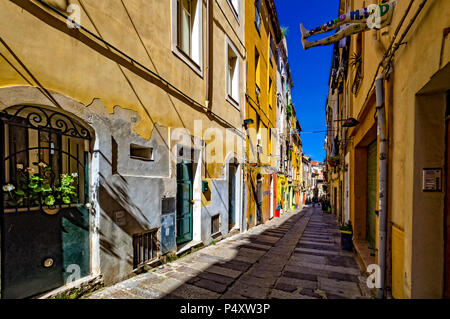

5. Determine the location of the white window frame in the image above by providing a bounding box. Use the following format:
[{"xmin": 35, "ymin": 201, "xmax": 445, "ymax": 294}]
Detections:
[
  {"xmin": 225, "ymin": 37, "xmax": 240, "ymax": 110},
  {"xmin": 227, "ymin": 0, "xmax": 240, "ymax": 23},
  {"xmin": 171, "ymin": 0, "xmax": 203, "ymax": 76}
]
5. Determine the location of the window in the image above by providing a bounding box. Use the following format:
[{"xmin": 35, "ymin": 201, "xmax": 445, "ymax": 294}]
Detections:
[
  {"xmin": 269, "ymin": 77, "xmax": 273, "ymax": 109},
  {"xmin": 226, "ymin": 39, "xmax": 240, "ymax": 107},
  {"xmin": 255, "ymin": 0, "xmax": 261, "ymax": 34},
  {"xmin": 211, "ymin": 214, "xmax": 220, "ymax": 235},
  {"xmin": 112, "ymin": 136, "xmax": 118, "ymax": 174},
  {"xmin": 133, "ymin": 229, "xmax": 158, "ymax": 269},
  {"xmin": 255, "ymin": 48, "xmax": 261, "ymax": 93},
  {"xmin": 178, "ymin": 0, "xmax": 192, "ymax": 56},
  {"xmin": 172, "ymin": 0, "xmax": 202, "ymax": 72},
  {"xmin": 269, "ymin": 36, "xmax": 274, "ymax": 64},
  {"xmin": 130, "ymin": 144, "xmax": 154, "ymax": 161},
  {"xmin": 351, "ymin": 33, "xmax": 363, "ymax": 96},
  {"xmin": 227, "ymin": 0, "xmax": 239, "ymax": 20}
]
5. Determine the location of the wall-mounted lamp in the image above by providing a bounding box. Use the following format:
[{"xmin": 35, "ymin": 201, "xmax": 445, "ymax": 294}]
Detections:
[
  {"xmin": 243, "ymin": 119, "xmax": 254, "ymax": 126},
  {"xmin": 334, "ymin": 117, "xmax": 360, "ymax": 128}
]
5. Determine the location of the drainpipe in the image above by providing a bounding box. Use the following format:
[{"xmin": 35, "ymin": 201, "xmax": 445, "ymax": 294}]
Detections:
[
  {"xmin": 206, "ymin": 0, "xmax": 212, "ymax": 110},
  {"xmin": 375, "ymin": 74, "xmax": 387, "ymax": 299}
]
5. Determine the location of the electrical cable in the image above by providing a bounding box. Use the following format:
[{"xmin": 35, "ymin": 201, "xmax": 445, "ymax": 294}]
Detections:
[{"xmin": 33, "ymin": 0, "xmax": 244, "ymax": 136}]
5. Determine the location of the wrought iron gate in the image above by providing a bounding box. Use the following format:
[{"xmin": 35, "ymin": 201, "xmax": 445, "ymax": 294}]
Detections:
[{"xmin": 1, "ymin": 105, "xmax": 92, "ymax": 299}]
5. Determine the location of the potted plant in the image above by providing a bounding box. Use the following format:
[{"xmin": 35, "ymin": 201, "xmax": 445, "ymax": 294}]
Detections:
[
  {"xmin": 339, "ymin": 221, "xmax": 353, "ymax": 251},
  {"xmin": 3, "ymin": 162, "xmax": 79, "ymax": 214},
  {"xmin": 327, "ymin": 155, "xmax": 340, "ymax": 168}
]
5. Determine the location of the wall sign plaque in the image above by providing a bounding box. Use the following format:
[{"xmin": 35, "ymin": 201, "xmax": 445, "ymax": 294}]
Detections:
[{"xmin": 422, "ymin": 168, "xmax": 442, "ymax": 192}]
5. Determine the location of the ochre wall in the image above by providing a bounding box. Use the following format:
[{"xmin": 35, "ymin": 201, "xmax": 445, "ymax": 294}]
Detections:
[
  {"xmin": 244, "ymin": 0, "xmax": 278, "ymax": 227},
  {"xmin": 0, "ymin": 0, "xmax": 244, "ymax": 181},
  {"xmin": 348, "ymin": 0, "xmax": 450, "ymax": 298}
]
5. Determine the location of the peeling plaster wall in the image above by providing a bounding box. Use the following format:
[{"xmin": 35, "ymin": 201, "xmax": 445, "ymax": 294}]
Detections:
[
  {"xmin": 201, "ymin": 179, "xmax": 229, "ymax": 244},
  {"xmin": 0, "ymin": 86, "xmax": 176, "ymax": 289}
]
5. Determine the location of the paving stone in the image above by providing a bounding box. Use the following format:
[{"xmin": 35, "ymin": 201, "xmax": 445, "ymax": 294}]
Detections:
[
  {"xmin": 165, "ymin": 271, "xmax": 195, "ymax": 282},
  {"xmin": 152, "ymin": 267, "xmax": 174, "ymax": 275},
  {"xmin": 208, "ymin": 265, "xmax": 242, "ymax": 279},
  {"xmin": 195, "ymin": 254, "xmax": 226, "ymax": 264},
  {"xmin": 177, "ymin": 265, "xmax": 201, "ymax": 275},
  {"xmin": 285, "ymin": 265, "xmax": 324, "ymax": 278},
  {"xmin": 277, "ymin": 276, "xmax": 318, "ymax": 290},
  {"xmin": 298, "ymin": 243, "xmax": 340, "ymax": 251},
  {"xmin": 150, "ymin": 277, "xmax": 183, "ymax": 294},
  {"xmin": 253, "ymin": 261, "xmax": 285, "ymax": 273},
  {"xmin": 249, "ymin": 240, "xmax": 275, "ymax": 247},
  {"xmin": 220, "ymin": 291, "xmax": 248, "ymax": 299},
  {"xmin": 299, "ymin": 288, "xmax": 323, "ymax": 299},
  {"xmin": 196, "ymin": 271, "xmax": 236, "ymax": 285},
  {"xmin": 237, "ymin": 274, "xmax": 278, "ymax": 288},
  {"xmin": 290, "ymin": 260, "xmax": 361, "ymax": 276},
  {"xmin": 88, "ymin": 207, "xmax": 368, "ymax": 300},
  {"xmin": 178, "ymin": 260, "xmax": 211, "ymax": 272},
  {"xmin": 283, "ymin": 270, "xmax": 318, "ymax": 282},
  {"xmin": 227, "ymin": 282, "xmax": 270, "ymax": 299},
  {"xmin": 295, "ymin": 247, "xmax": 352, "ymax": 257},
  {"xmin": 128, "ymin": 286, "xmax": 166, "ymax": 299},
  {"xmin": 290, "ymin": 253, "xmax": 327, "ymax": 264},
  {"xmin": 325, "ymin": 292, "xmax": 347, "ymax": 299},
  {"xmin": 326, "ymin": 271, "xmax": 360, "ymax": 283},
  {"xmin": 326, "ymin": 255, "xmax": 359, "ymax": 268},
  {"xmin": 318, "ymin": 277, "xmax": 362, "ymax": 298},
  {"xmin": 269, "ymin": 289, "xmax": 317, "ymax": 299},
  {"xmin": 104, "ymin": 289, "xmax": 141, "ymax": 299},
  {"xmin": 136, "ymin": 274, "xmax": 166, "ymax": 287},
  {"xmin": 191, "ymin": 278, "xmax": 228, "ymax": 293},
  {"xmin": 240, "ymin": 244, "xmax": 270, "ymax": 252},
  {"xmin": 219, "ymin": 260, "xmax": 252, "ymax": 272},
  {"xmin": 274, "ymin": 282, "xmax": 298, "ymax": 293},
  {"xmin": 234, "ymin": 252, "xmax": 263, "ymax": 264},
  {"xmin": 171, "ymin": 283, "xmax": 221, "ymax": 299},
  {"xmin": 200, "ymin": 248, "xmax": 238, "ymax": 260},
  {"xmin": 161, "ymin": 293, "xmax": 184, "ymax": 299}
]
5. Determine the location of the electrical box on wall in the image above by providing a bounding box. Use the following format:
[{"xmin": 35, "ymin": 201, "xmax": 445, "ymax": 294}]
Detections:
[
  {"xmin": 161, "ymin": 197, "xmax": 176, "ymax": 255},
  {"xmin": 202, "ymin": 180, "xmax": 209, "ymax": 193}
]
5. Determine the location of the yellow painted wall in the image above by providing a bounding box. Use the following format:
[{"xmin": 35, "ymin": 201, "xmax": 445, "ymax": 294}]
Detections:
[
  {"xmin": 346, "ymin": 0, "xmax": 450, "ymax": 298},
  {"xmin": 392, "ymin": 224, "xmax": 405, "ymax": 299},
  {"xmin": 0, "ymin": 0, "xmax": 245, "ymax": 181},
  {"xmin": 244, "ymin": 0, "xmax": 278, "ymax": 227}
]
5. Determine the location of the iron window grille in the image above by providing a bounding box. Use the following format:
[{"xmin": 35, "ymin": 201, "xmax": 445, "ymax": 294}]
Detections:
[
  {"xmin": 133, "ymin": 229, "xmax": 158, "ymax": 269},
  {"xmin": 1, "ymin": 105, "xmax": 91, "ymax": 214}
]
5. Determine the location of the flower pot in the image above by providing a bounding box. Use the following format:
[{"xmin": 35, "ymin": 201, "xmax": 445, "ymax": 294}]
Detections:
[
  {"xmin": 43, "ymin": 207, "xmax": 60, "ymax": 215},
  {"xmin": 275, "ymin": 208, "xmax": 280, "ymax": 218},
  {"xmin": 340, "ymin": 230, "xmax": 353, "ymax": 251}
]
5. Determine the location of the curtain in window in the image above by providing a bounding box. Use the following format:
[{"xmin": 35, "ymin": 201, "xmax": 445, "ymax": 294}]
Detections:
[{"xmin": 179, "ymin": 0, "xmax": 191, "ymax": 56}]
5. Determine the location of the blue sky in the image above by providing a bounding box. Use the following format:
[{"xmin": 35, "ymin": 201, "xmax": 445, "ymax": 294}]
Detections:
[{"xmin": 275, "ymin": 0, "xmax": 339, "ymax": 162}]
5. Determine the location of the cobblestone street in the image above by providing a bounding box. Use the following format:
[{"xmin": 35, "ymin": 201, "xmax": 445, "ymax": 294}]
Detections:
[{"xmin": 88, "ymin": 206, "xmax": 372, "ymax": 299}]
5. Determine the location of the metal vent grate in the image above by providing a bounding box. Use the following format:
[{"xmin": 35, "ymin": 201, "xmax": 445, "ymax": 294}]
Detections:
[{"xmin": 132, "ymin": 229, "xmax": 158, "ymax": 269}]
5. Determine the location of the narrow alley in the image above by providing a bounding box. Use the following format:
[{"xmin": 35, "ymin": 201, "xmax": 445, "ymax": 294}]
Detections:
[
  {"xmin": 1, "ymin": 0, "xmax": 449, "ymax": 302},
  {"xmin": 88, "ymin": 206, "xmax": 371, "ymax": 299}
]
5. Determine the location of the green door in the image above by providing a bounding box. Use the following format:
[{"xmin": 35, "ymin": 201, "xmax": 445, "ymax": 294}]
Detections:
[
  {"xmin": 176, "ymin": 161, "xmax": 193, "ymax": 244},
  {"xmin": 366, "ymin": 141, "xmax": 377, "ymax": 249}
]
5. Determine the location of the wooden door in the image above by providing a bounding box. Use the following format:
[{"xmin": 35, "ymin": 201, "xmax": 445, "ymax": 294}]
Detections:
[
  {"xmin": 228, "ymin": 163, "xmax": 237, "ymax": 229},
  {"xmin": 176, "ymin": 160, "xmax": 193, "ymax": 244}
]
